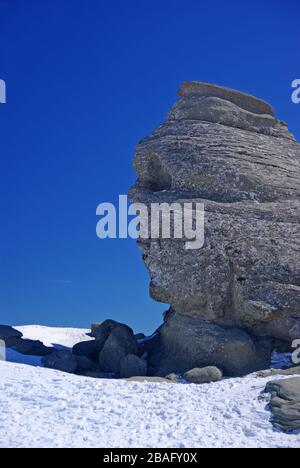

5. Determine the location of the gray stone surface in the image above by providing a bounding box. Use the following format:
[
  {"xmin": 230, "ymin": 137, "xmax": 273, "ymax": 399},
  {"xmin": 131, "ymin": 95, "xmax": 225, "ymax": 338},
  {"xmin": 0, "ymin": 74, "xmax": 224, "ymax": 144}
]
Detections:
[
  {"xmin": 98, "ymin": 325, "xmax": 138, "ymax": 373},
  {"xmin": 42, "ymin": 350, "xmax": 78, "ymax": 374},
  {"xmin": 177, "ymin": 81, "xmax": 275, "ymax": 116},
  {"xmin": 265, "ymin": 378, "xmax": 300, "ymax": 432},
  {"xmin": 146, "ymin": 313, "xmax": 272, "ymax": 377},
  {"xmin": 183, "ymin": 366, "xmax": 223, "ymax": 384},
  {"xmin": 125, "ymin": 376, "xmax": 175, "ymax": 384},
  {"xmin": 119, "ymin": 354, "xmax": 147, "ymax": 378},
  {"xmin": 257, "ymin": 366, "xmax": 300, "ymax": 378},
  {"xmin": 134, "ymin": 333, "xmax": 146, "ymax": 341},
  {"xmin": 170, "ymin": 82, "xmax": 292, "ymax": 140},
  {"xmin": 72, "ymin": 340, "xmax": 101, "ymax": 361},
  {"xmin": 95, "ymin": 320, "xmax": 133, "ymax": 350},
  {"xmin": 0, "ymin": 325, "xmax": 22, "ymax": 346},
  {"xmin": 0, "ymin": 327, "xmax": 53, "ymax": 355},
  {"xmin": 11, "ymin": 338, "xmax": 53, "ymax": 356},
  {"xmin": 165, "ymin": 373, "xmax": 181, "ymax": 383},
  {"xmin": 129, "ymin": 81, "xmax": 300, "ymax": 377}
]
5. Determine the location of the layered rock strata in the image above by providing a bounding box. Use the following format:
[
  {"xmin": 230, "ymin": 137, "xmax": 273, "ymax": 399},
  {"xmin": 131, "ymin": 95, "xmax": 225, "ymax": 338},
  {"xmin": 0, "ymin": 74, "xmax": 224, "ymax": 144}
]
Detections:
[{"xmin": 129, "ymin": 81, "xmax": 300, "ymax": 376}]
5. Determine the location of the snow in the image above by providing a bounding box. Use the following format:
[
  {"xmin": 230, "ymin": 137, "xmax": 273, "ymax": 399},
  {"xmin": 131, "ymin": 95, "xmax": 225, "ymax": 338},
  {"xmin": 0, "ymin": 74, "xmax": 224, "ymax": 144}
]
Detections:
[
  {"xmin": 0, "ymin": 326, "xmax": 300, "ymax": 448},
  {"xmin": 5, "ymin": 325, "xmax": 91, "ymax": 368},
  {"xmin": 15, "ymin": 325, "xmax": 91, "ymax": 349}
]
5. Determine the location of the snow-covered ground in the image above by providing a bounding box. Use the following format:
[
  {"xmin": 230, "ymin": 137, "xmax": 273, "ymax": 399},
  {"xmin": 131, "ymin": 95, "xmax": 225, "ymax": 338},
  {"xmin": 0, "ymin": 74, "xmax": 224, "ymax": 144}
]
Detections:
[
  {"xmin": 15, "ymin": 325, "xmax": 91, "ymax": 348},
  {"xmin": 0, "ymin": 326, "xmax": 299, "ymax": 448}
]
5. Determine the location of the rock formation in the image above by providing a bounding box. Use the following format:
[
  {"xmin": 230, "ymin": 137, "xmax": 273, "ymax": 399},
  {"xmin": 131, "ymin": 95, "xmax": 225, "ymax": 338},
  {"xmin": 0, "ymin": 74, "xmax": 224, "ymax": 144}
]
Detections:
[
  {"xmin": 129, "ymin": 81, "xmax": 300, "ymax": 377},
  {"xmin": 0, "ymin": 325, "xmax": 53, "ymax": 356},
  {"xmin": 265, "ymin": 377, "xmax": 300, "ymax": 432}
]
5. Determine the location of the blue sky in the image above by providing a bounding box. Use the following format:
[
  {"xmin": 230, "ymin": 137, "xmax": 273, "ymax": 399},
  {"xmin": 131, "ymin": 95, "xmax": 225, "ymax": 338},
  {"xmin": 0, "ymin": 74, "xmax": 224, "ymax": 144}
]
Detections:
[{"xmin": 0, "ymin": 0, "xmax": 299, "ymax": 334}]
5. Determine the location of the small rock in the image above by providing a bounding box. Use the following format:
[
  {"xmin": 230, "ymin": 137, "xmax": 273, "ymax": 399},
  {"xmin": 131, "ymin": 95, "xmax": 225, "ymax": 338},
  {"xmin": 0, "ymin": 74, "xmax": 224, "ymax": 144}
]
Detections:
[
  {"xmin": 119, "ymin": 354, "xmax": 147, "ymax": 378},
  {"xmin": 257, "ymin": 366, "xmax": 300, "ymax": 378},
  {"xmin": 183, "ymin": 366, "xmax": 223, "ymax": 384},
  {"xmin": 42, "ymin": 350, "xmax": 78, "ymax": 374},
  {"xmin": 165, "ymin": 373, "xmax": 180, "ymax": 383},
  {"xmin": 90, "ymin": 323, "xmax": 102, "ymax": 338},
  {"xmin": 125, "ymin": 376, "xmax": 174, "ymax": 383}
]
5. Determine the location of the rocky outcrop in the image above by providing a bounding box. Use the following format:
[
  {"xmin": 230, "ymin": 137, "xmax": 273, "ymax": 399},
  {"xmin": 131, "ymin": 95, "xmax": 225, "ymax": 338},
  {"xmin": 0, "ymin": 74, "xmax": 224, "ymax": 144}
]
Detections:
[
  {"xmin": 129, "ymin": 81, "xmax": 300, "ymax": 377},
  {"xmin": 72, "ymin": 320, "xmax": 144, "ymax": 375},
  {"xmin": 0, "ymin": 325, "xmax": 53, "ymax": 356},
  {"xmin": 265, "ymin": 377, "xmax": 300, "ymax": 432},
  {"xmin": 11, "ymin": 339, "xmax": 53, "ymax": 356}
]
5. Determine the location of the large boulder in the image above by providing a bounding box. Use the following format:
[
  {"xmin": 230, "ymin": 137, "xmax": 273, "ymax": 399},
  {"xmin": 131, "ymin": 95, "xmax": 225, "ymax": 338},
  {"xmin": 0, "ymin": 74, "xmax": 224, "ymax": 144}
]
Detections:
[
  {"xmin": 42, "ymin": 350, "xmax": 78, "ymax": 374},
  {"xmin": 72, "ymin": 340, "xmax": 101, "ymax": 361},
  {"xmin": 129, "ymin": 81, "xmax": 300, "ymax": 377},
  {"xmin": 0, "ymin": 325, "xmax": 22, "ymax": 347},
  {"xmin": 183, "ymin": 366, "xmax": 223, "ymax": 384},
  {"xmin": 94, "ymin": 320, "xmax": 133, "ymax": 349},
  {"xmin": 0, "ymin": 326, "xmax": 53, "ymax": 356},
  {"xmin": 146, "ymin": 313, "xmax": 272, "ymax": 377},
  {"xmin": 11, "ymin": 338, "xmax": 53, "ymax": 356},
  {"xmin": 73, "ymin": 320, "xmax": 139, "ymax": 369},
  {"xmin": 98, "ymin": 325, "xmax": 138, "ymax": 373},
  {"xmin": 265, "ymin": 378, "xmax": 300, "ymax": 432},
  {"xmin": 119, "ymin": 354, "xmax": 147, "ymax": 378}
]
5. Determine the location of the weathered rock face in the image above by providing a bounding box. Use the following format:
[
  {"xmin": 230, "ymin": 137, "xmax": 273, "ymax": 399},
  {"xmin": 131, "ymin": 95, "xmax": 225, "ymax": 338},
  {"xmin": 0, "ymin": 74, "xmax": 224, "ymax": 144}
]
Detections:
[
  {"xmin": 130, "ymin": 81, "xmax": 300, "ymax": 376},
  {"xmin": 265, "ymin": 377, "xmax": 300, "ymax": 432}
]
